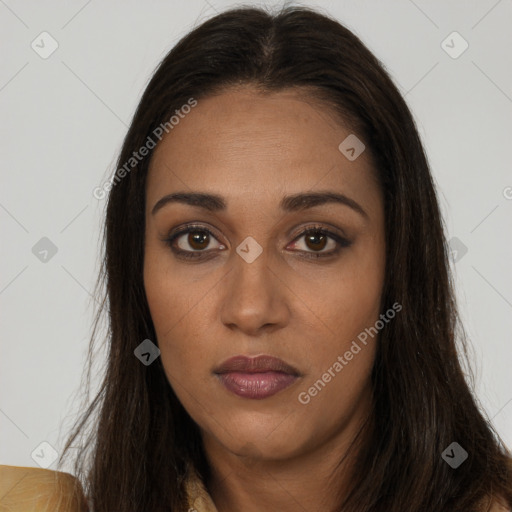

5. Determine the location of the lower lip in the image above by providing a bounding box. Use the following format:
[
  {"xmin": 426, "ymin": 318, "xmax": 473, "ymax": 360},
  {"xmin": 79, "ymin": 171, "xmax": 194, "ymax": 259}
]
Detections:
[{"xmin": 217, "ymin": 371, "xmax": 298, "ymax": 399}]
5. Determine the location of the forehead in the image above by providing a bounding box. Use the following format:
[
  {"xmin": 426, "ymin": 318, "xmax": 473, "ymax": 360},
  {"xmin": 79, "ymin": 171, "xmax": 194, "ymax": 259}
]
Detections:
[{"xmin": 146, "ymin": 86, "xmax": 380, "ymax": 215}]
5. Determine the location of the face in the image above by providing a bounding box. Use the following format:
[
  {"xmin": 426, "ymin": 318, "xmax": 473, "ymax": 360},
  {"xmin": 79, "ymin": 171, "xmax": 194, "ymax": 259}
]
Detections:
[{"xmin": 143, "ymin": 86, "xmax": 386, "ymax": 464}]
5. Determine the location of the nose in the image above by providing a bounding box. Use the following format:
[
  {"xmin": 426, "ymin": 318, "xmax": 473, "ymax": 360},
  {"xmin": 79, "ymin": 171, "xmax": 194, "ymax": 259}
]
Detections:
[{"xmin": 219, "ymin": 247, "xmax": 290, "ymax": 336}]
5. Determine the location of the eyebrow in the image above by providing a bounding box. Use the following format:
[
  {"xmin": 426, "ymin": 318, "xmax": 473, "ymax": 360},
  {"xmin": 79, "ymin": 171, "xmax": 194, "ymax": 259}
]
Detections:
[{"xmin": 151, "ymin": 191, "xmax": 369, "ymax": 220}]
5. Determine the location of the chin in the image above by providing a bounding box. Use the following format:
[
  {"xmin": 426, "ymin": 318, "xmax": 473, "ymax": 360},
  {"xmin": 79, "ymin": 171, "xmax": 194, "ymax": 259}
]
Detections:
[{"xmin": 218, "ymin": 424, "xmax": 309, "ymax": 463}]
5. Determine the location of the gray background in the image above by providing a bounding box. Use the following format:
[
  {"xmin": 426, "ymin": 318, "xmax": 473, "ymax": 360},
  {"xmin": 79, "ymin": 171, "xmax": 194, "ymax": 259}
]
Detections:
[{"xmin": 1, "ymin": 0, "xmax": 511, "ymax": 473}]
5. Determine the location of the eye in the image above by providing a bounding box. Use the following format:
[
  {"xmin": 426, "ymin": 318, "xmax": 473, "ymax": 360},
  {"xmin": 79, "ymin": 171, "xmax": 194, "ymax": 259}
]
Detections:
[
  {"xmin": 288, "ymin": 225, "xmax": 352, "ymax": 259},
  {"xmin": 164, "ymin": 224, "xmax": 225, "ymax": 259},
  {"xmin": 163, "ymin": 223, "xmax": 352, "ymax": 261}
]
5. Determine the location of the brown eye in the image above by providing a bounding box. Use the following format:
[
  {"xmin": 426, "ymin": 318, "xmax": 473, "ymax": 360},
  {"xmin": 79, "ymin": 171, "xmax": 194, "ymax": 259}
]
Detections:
[
  {"xmin": 164, "ymin": 224, "xmax": 351, "ymax": 261},
  {"xmin": 173, "ymin": 228, "xmax": 223, "ymax": 252},
  {"xmin": 304, "ymin": 231, "xmax": 328, "ymax": 252},
  {"xmin": 186, "ymin": 230, "xmax": 211, "ymax": 250},
  {"xmin": 287, "ymin": 226, "xmax": 353, "ymax": 259},
  {"xmin": 164, "ymin": 225, "xmax": 226, "ymax": 260}
]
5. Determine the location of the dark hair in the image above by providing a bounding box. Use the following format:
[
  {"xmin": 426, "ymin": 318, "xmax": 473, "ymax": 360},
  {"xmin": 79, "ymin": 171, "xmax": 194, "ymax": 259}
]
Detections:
[{"xmin": 59, "ymin": 4, "xmax": 512, "ymax": 511}]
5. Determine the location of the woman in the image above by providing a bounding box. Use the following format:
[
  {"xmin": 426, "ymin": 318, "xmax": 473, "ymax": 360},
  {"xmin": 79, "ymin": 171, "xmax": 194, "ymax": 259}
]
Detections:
[{"xmin": 48, "ymin": 4, "xmax": 512, "ymax": 512}]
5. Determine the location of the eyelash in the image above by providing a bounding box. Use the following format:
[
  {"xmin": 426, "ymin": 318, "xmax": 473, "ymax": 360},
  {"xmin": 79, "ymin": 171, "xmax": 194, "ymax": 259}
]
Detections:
[{"xmin": 163, "ymin": 223, "xmax": 352, "ymax": 261}]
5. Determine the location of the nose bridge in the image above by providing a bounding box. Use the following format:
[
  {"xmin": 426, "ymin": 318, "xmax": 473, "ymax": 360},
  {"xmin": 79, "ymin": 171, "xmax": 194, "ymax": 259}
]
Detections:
[
  {"xmin": 231, "ymin": 240, "xmax": 275, "ymax": 301},
  {"xmin": 220, "ymin": 240, "xmax": 288, "ymax": 332}
]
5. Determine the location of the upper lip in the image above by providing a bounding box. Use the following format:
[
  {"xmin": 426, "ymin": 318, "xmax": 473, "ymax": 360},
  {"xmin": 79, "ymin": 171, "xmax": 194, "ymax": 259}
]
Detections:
[{"xmin": 214, "ymin": 355, "xmax": 300, "ymax": 376}]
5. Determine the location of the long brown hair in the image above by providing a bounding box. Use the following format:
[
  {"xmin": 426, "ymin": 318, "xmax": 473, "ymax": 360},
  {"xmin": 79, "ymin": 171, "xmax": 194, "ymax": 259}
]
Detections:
[{"xmin": 59, "ymin": 5, "xmax": 512, "ymax": 511}]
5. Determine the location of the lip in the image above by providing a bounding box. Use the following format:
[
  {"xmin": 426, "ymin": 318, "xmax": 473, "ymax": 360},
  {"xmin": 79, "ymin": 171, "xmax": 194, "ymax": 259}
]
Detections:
[
  {"xmin": 214, "ymin": 355, "xmax": 301, "ymax": 400},
  {"xmin": 214, "ymin": 355, "xmax": 300, "ymax": 375}
]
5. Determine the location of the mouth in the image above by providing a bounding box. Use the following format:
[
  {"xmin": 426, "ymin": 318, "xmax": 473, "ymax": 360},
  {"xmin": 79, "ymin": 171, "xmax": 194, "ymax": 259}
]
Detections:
[{"xmin": 213, "ymin": 355, "xmax": 301, "ymax": 400}]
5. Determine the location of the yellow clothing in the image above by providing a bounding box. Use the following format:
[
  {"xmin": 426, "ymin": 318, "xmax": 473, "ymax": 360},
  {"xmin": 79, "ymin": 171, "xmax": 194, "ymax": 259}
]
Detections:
[
  {"xmin": 0, "ymin": 465, "xmax": 88, "ymax": 512},
  {"xmin": 0, "ymin": 464, "xmax": 217, "ymax": 512},
  {"xmin": 1, "ymin": 464, "xmax": 509, "ymax": 511},
  {"xmin": 184, "ymin": 467, "xmax": 218, "ymax": 512}
]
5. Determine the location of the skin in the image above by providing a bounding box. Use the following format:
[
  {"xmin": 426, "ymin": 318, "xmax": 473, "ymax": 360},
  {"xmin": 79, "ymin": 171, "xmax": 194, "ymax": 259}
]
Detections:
[{"xmin": 143, "ymin": 86, "xmax": 386, "ymax": 512}]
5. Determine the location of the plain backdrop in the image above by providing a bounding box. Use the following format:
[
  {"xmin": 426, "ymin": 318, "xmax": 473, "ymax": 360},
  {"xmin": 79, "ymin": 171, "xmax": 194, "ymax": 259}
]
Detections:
[{"xmin": 1, "ymin": 0, "xmax": 511, "ymax": 473}]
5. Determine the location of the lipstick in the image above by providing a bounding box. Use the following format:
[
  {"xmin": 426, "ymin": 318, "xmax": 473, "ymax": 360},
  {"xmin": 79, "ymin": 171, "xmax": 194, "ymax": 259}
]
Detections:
[{"xmin": 214, "ymin": 355, "xmax": 300, "ymax": 399}]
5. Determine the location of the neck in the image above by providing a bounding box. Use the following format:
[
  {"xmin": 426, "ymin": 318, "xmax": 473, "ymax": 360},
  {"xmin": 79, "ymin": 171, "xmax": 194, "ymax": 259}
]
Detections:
[{"xmin": 202, "ymin": 388, "xmax": 373, "ymax": 512}]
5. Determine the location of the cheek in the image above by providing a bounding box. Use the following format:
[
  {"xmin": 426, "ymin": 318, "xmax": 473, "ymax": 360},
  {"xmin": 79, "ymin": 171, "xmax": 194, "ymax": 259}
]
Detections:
[
  {"xmin": 292, "ymin": 275, "xmax": 382, "ymax": 434},
  {"xmin": 293, "ymin": 242, "xmax": 384, "ymax": 410},
  {"xmin": 143, "ymin": 248, "xmax": 217, "ymax": 392},
  {"xmin": 297, "ymin": 287, "xmax": 379, "ymax": 409},
  {"xmin": 299, "ymin": 246, "xmax": 384, "ymax": 362},
  {"xmin": 144, "ymin": 237, "xmax": 208, "ymax": 338}
]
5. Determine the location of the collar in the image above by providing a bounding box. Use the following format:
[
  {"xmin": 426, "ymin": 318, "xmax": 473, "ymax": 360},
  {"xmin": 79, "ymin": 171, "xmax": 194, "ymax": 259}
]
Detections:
[{"xmin": 185, "ymin": 467, "xmax": 218, "ymax": 512}]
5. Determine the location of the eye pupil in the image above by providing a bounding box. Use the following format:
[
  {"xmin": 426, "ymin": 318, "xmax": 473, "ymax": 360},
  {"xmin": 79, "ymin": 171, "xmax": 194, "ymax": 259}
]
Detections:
[{"xmin": 306, "ymin": 232, "xmax": 327, "ymax": 251}]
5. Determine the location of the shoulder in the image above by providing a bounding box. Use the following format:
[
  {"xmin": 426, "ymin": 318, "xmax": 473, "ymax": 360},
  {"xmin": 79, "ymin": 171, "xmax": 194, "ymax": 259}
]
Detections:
[{"xmin": 0, "ymin": 465, "xmax": 88, "ymax": 512}]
